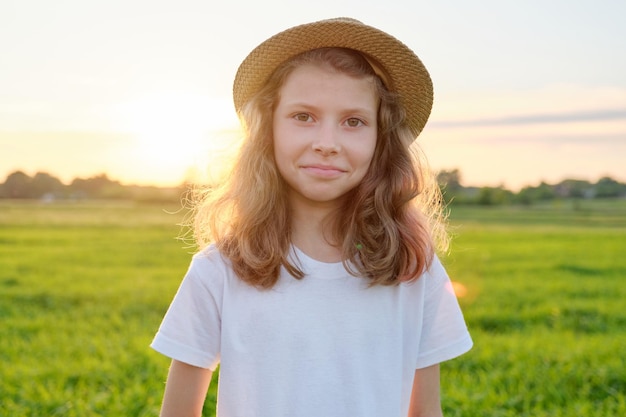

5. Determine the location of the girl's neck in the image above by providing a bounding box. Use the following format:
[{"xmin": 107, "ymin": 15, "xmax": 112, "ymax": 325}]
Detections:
[{"xmin": 289, "ymin": 199, "xmax": 343, "ymax": 263}]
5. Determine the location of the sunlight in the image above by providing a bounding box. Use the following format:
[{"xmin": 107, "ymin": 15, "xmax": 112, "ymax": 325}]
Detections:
[
  {"xmin": 446, "ymin": 281, "xmax": 468, "ymax": 298},
  {"xmin": 112, "ymin": 91, "xmax": 240, "ymax": 185},
  {"xmin": 118, "ymin": 92, "xmax": 212, "ymax": 164}
]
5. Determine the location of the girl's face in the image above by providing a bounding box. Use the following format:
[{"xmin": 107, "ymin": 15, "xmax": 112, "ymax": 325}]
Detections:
[{"xmin": 273, "ymin": 63, "xmax": 378, "ymax": 211}]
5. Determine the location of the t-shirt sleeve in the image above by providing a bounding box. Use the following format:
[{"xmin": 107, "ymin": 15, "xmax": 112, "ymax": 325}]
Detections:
[
  {"xmin": 415, "ymin": 255, "xmax": 473, "ymax": 369},
  {"xmin": 150, "ymin": 248, "xmax": 224, "ymax": 370}
]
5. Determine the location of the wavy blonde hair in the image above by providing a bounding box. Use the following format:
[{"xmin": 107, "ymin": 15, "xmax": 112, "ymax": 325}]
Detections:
[{"xmin": 191, "ymin": 48, "xmax": 447, "ymax": 289}]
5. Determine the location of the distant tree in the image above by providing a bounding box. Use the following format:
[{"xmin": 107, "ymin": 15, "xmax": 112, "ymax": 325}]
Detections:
[
  {"xmin": 515, "ymin": 181, "xmax": 557, "ymax": 204},
  {"xmin": 437, "ymin": 169, "xmax": 463, "ymax": 203},
  {"xmin": 514, "ymin": 187, "xmax": 534, "ymax": 205},
  {"xmin": 594, "ymin": 176, "xmax": 624, "ymax": 198},
  {"xmin": 31, "ymin": 172, "xmax": 65, "ymax": 198},
  {"xmin": 535, "ymin": 182, "xmax": 556, "ymax": 200},
  {"xmin": 476, "ymin": 186, "xmax": 513, "ymax": 206},
  {"xmin": 2, "ymin": 171, "xmax": 33, "ymax": 198},
  {"xmin": 69, "ymin": 174, "xmax": 120, "ymax": 198},
  {"xmin": 554, "ymin": 179, "xmax": 593, "ymax": 199},
  {"xmin": 437, "ymin": 169, "xmax": 462, "ymax": 190}
]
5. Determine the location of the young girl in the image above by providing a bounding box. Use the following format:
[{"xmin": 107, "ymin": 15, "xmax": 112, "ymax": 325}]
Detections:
[{"xmin": 152, "ymin": 17, "xmax": 472, "ymax": 417}]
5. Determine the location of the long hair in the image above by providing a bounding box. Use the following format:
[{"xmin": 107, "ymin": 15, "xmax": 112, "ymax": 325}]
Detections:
[{"xmin": 191, "ymin": 47, "xmax": 447, "ymax": 288}]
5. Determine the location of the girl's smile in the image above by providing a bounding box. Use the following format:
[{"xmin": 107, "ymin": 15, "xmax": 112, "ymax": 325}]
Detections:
[
  {"xmin": 272, "ymin": 63, "xmax": 379, "ymax": 209},
  {"xmin": 300, "ymin": 163, "xmax": 346, "ymax": 178}
]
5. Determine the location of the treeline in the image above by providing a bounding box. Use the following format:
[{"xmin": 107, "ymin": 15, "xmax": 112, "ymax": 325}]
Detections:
[
  {"xmin": 0, "ymin": 171, "xmax": 183, "ymax": 203},
  {"xmin": 1, "ymin": 169, "xmax": 625, "ymax": 205},
  {"xmin": 437, "ymin": 169, "xmax": 626, "ymax": 205}
]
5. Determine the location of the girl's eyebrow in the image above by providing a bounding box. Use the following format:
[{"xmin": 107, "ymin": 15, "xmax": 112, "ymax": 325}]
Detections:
[
  {"xmin": 281, "ymin": 101, "xmax": 376, "ymax": 116},
  {"xmin": 342, "ymin": 107, "xmax": 377, "ymax": 116},
  {"xmin": 279, "ymin": 101, "xmax": 318, "ymax": 110}
]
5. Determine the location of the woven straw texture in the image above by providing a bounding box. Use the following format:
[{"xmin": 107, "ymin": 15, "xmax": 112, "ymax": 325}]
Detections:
[{"xmin": 233, "ymin": 18, "xmax": 433, "ymax": 138}]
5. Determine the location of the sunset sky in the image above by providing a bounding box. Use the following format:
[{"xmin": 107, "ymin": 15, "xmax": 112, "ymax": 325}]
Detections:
[{"xmin": 1, "ymin": 0, "xmax": 625, "ymax": 190}]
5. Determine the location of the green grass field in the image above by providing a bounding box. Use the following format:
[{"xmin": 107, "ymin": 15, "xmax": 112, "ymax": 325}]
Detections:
[{"xmin": 1, "ymin": 199, "xmax": 625, "ymax": 416}]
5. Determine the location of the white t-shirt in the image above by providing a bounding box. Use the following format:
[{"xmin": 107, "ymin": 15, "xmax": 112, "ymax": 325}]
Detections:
[{"xmin": 151, "ymin": 245, "xmax": 472, "ymax": 417}]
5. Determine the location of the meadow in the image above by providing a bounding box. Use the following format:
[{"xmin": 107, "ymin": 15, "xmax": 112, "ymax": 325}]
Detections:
[{"xmin": 0, "ymin": 199, "xmax": 624, "ymax": 416}]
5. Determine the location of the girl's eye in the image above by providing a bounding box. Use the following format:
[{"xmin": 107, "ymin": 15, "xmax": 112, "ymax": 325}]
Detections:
[
  {"xmin": 294, "ymin": 113, "xmax": 312, "ymax": 122},
  {"xmin": 346, "ymin": 118, "xmax": 365, "ymax": 127}
]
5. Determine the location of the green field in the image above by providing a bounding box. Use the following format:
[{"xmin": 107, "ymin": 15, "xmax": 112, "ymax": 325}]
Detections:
[{"xmin": 1, "ymin": 199, "xmax": 625, "ymax": 416}]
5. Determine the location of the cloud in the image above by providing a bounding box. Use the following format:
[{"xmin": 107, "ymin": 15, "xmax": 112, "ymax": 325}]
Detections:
[
  {"xmin": 438, "ymin": 132, "xmax": 624, "ymax": 147},
  {"xmin": 431, "ymin": 109, "xmax": 626, "ymax": 128}
]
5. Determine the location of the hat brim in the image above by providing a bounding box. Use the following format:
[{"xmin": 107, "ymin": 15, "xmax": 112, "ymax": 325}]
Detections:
[{"xmin": 233, "ymin": 18, "xmax": 433, "ymax": 139}]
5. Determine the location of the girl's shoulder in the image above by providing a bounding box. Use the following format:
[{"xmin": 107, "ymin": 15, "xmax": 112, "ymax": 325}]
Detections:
[
  {"xmin": 424, "ymin": 254, "xmax": 446, "ymax": 279},
  {"xmin": 401, "ymin": 254, "xmax": 450, "ymax": 291},
  {"xmin": 186, "ymin": 244, "xmax": 236, "ymax": 286},
  {"xmin": 193, "ymin": 243, "xmax": 237, "ymax": 265},
  {"xmin": 193, "ymin": 243, "xmax": 224, "ymax": 263}
]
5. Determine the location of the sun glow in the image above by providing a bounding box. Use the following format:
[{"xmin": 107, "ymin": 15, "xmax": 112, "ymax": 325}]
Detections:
[
  {"xmin": 113, "ymin": 92, "xmax": 240, "ymax": 185},
  {"xmin": 446, "ymin": 281, "xmax": 468, "ymax": 298}
]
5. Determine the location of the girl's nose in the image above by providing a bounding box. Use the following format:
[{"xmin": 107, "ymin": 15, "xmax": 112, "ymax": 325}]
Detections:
[{"xmin": 312, "ymin": 124, "xmax": 341, "ymax": 155}]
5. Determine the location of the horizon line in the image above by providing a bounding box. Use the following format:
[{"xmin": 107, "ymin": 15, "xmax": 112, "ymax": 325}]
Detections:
[{"xmin": 2, "ymin": 168, "xmax": 624, "ymax": 191}]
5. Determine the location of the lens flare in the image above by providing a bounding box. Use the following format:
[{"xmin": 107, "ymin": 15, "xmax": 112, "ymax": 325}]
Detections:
[{"xmin": 446, "ymin": 281, "xmax": 468, "ymax": 298}]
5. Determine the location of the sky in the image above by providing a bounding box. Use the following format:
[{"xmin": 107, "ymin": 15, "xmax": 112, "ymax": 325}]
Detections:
[{"xmin": 1, "ymin": 0, "xmax": 625, "ymax": 190}]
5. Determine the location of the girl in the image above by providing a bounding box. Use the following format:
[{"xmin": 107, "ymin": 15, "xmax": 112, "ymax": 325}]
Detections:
[{"xmin": 152, "ymin": 18, "xmax": 472, "ymax": 417}]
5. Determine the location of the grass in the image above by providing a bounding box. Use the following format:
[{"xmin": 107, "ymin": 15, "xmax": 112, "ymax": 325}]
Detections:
[
  {"xmin": 440, "ymin": 201, "xmax": 626, "ymax": 416},
  {"xmin": 1, "ymin": 199, "xmax": 625, "ymax": 416},
  {"xmin": 0, "ymin": 200, "xmax": 207, "ymax": 416}
]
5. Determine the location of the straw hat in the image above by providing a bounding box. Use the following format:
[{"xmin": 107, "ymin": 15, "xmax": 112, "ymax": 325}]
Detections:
[{"xmin": 233, "ymin": 17, "xmax": 433, "ymax": 139}]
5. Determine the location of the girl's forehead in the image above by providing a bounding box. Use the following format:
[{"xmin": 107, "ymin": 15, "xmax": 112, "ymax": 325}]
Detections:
[
  {"xmin": 286, "ymin": 61, "xmax": 372, "ymax": 80},
  {"xmin": 278, "ymin": 64, "xmax": 379, "ymax": 105},
  {"xmin": 282, "ymin": 63, "xmax": 377, "ymax": 91}
]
